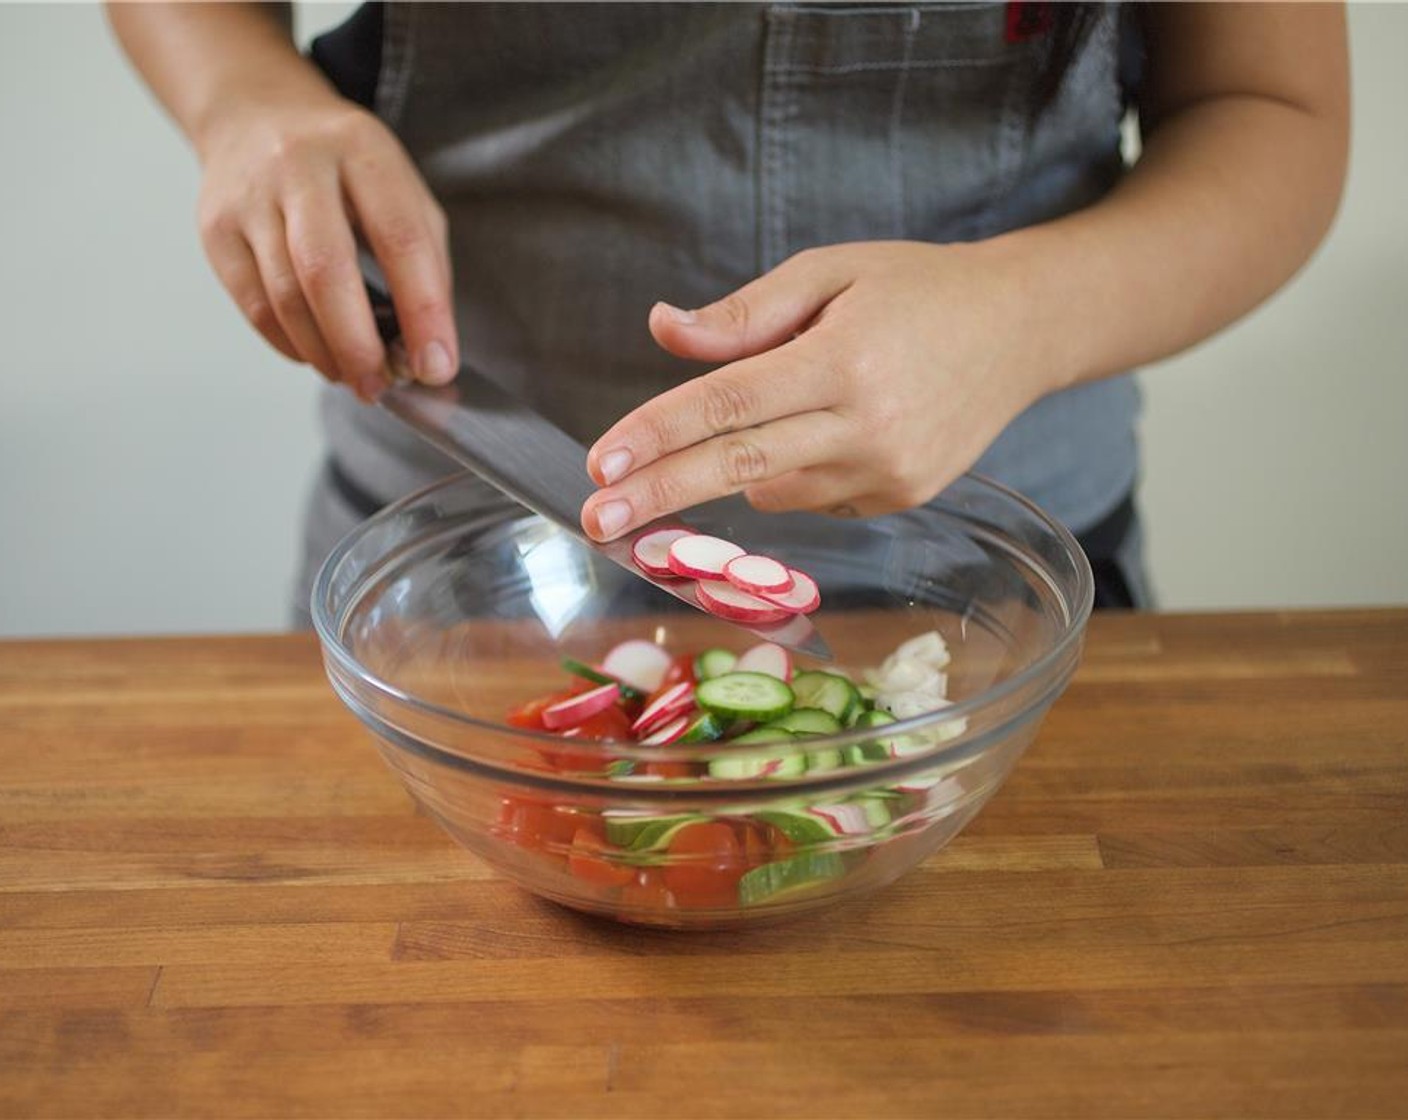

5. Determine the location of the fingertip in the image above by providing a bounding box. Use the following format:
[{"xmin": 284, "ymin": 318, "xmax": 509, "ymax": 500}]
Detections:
[
  {"xmin": 581, "ymin": 495, "xmax": 632, "ymax": 542},
  {"xmin": 650, "ymin": 305, "xmax": 719, "ymax": 362},
  {"xmin": 653, "ymin": 301, "xmax": 698, "ymax": 328},
  {"xmin": 415, "ymin": 339, "xmax": 457, "ymax": 385}
]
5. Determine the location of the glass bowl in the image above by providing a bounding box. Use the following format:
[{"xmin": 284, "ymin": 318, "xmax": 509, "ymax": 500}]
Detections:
[{"xmin": 312, "ymin": 472, "xmax": 1092, "ymax": 929}]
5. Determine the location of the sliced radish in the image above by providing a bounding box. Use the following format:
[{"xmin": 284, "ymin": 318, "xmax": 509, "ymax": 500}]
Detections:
[
  {"xmin": 639, "ymin": 714, "xmax": 690, "ymax": 746},
  {"xmin": 756, "ymin": 568, "xmax": 821, "ymax": 615},
  {"xmin": 630, "ymin": 528, "xmax": 695, "ymax": 578},
  {"xmin": 734, "ymin": 641, "xmax": 792, "ymax": 682},
  {"xmin": 723, "ymin": 554, "xmax": 793, "ymax": 596},
  {"xmin": 630, "ymin": 680, "xmax": 695, "ymax": 736},
  {"xmin": 601, "ymin": 639, "xmax": 673, "ymax": 693},
  {"xmin": 540, "ymin": 682, "xmax": 620, "ymax": 730},
  {"xmin": 695, "ymin": 580, "xmax": 792, "ymax": 624},
  {"xmin": 667, "ymin": 534, "xmax": 746, "ymax": 579},
  {"xmin": 809, "ymin": 803, "xmax": 874, "ymax": 836}
]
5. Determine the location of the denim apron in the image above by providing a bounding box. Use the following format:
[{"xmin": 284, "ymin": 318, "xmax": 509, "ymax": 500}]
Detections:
[{"xmin": 297, "ymin": 2, "xmax": 1148, "ymax": 621}]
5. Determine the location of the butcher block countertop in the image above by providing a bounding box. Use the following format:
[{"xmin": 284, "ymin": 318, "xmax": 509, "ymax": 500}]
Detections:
[{"xmin": 1, "ymin": 609, "xmax": 1406, "ymax": 1118}]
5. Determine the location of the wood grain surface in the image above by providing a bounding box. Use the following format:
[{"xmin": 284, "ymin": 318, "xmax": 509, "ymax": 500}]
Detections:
[{"xmin": 1, "ymin": 610, "xmax": 1406, "ymax": 1118}]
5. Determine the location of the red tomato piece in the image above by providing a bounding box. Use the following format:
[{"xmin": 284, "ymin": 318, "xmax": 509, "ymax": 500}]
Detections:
[
  {"xmin": 642, "ymin": 759, "xmax": 694, "ymax": 779},
  {"xmin": 734, "ymin": 819, "xmax": 777, "ymax": 869},
  {"xmin": 506, "ymin": 690, "xmax": 574, "ymax": 730},
  {"xmin": 663, "ymin": 821, "xmax": 746, "ymax": 904},
  {"xmin": 547, "ymin": 703, "xmax": 633, "ymax": 771},
  {"xmin": 560, "ymin": 704, "xmax": 634, "ymax": 743},
  {"xmin": 568, "ymin": 828, "xmax": 635, "ymax": 887},
  {"xmin": 619, "ymin": 868, "xmax": 677, "ymax": 913},
  {"xmin": 495, "ymin": 796, "xmax": 585, "ymax": 852}
]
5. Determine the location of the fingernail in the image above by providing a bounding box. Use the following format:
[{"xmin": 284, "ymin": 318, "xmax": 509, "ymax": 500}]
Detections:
[
  {"xmin": 655, "ymin": 301, "xmax": 697, "ymax": 326},
  {"xmin": 360, "ymin": 374, "xmax": 385, "ymax": 402},
  {"xmin": 593, "ymin": 499, "xmax": 631, "ymax": 540},
  {"xmin": 418, "ymin": 340, "xmax": 454, "ymax": 384},
  {"xmin": 598, "ymin": 448, "xmax": 632, "ymax": 485}
]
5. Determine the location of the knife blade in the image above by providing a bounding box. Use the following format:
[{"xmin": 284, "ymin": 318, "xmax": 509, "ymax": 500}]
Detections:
[{"xmin": 362, "ymin": 281, "xmax": 832, "ymax": 660}]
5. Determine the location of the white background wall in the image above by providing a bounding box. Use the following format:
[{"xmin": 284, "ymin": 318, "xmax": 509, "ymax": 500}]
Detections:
[{"xmin": 1, "ymin": 3, "xmax": 1405, "ymax": 638}]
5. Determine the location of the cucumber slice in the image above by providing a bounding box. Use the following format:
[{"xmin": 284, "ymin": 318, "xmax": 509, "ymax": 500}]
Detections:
[
  {"xmin": 853, "ymin": 708, "xmax": 897, "ymax": 731},
  {"xmin": 790, "ymin": 671, "xmax": 862, "ymax": 723},
  {"xmin": 560, "ymin": 657, "xmax": 643, "ymax": 699},
  {"xmin": 693, "ymin": 648, "xmax": 738, "ymax": 681},
  {"xmin": 730, "ymin": 727, "xmax": 796, "ymax": 745},
  {"xmin": 855, "ymin": 796, "xmax": 894, "ymax": 830},
  {"xmin": 843, "ymin": 742, "xmax": 890, "ymax": 765},
  {"xmin": 805, "ymin": 748, "xmax": 845, "ymax": 773},
  {"xmin": 680, "ymin": 710, "xmax": 727, "ymax": 743},
  {"xmin": 603, "ymin": 812, "xmax": 706, "ymax": 851},
  {"xmin": 695, "ymin": 671, "xmax": 794, "ymax": 722},
  {"xmin": 754, "ymin": 809, "xmax": 837, "ymax": 845},
  {"xmin": 708, "ymin": 750, "xmax": 807, "ymax": 780},
  {"xmin": 738, "ymin": 851, "xmax": 846, "ymax": 906},
  {"xmin": 842, "ymin": 709, "xmax": 898, "ymax": 763},
  {"xmin": 766, "ymin": 707, "xmax": 843, "ymax": 736}
]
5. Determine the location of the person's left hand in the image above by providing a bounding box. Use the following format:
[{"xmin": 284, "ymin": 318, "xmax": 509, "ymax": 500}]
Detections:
[{"xmin": 581, "ymin": 239, "xmax": 1060, "ymax": 541}]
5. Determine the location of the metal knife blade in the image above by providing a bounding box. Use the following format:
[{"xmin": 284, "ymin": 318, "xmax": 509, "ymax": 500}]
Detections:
[{"xmin": 364, "ymin": 285, "xmax": 832, "ymax": 660}]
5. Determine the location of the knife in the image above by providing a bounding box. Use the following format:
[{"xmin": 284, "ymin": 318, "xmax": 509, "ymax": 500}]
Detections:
[{"xmin": 361, "ymin": 278, "xmax": 832, "ymax": 661}]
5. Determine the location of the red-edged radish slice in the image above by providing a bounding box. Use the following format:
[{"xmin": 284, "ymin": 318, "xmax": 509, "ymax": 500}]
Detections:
[
  {"xmin": 734, "ymin": 641, "xmax": 792, "ymax": 682},
  {"xmin": 630, "ymin": 528, "xmax": 695, "ymax": 578},
  {"xmin": 639, "ymin": 714, "xmax": 691, "ymax": 746},
  {"xmin": 723, "ymin": 554, "xmax": 793, "ymax": 596},
  {"xmin": 757, "ymin": 568, "xmax": 821, "ymax": 615},
  {"xmin": 541, "ymin": 682, "xmax": 620, "ymax": 730},
  {"xmin": 601, "ymin": 639, "xmax": 673, "ymax": 693},
  {"xmin": 695, "ymin": 580, "xmax": 792, "ymax": 623},
  {"xmin": 667, "ymin": 534, "xmax": 746, "ymax": 579},
  {"xmin": 809, "ymin": 803, "xmax": 874, "ymax": 835},
  {"xmin": 630, "ymin": 681, "xmax": 695, "ymax": 736}
]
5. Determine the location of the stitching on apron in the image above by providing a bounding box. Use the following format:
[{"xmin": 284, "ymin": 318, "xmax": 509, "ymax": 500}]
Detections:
[
  {"xmin": 775, "ymin": 56, "xmax": 1011, "ymax": 75},
  {"xmin": 375, "ymin": 2, "xmax": 416, "ymax": 129},
  {"xmin": 760, "ymin": 6, "xmax": 795, "ymax": 270},
  {"xmin": 789, "ymin": 3, "xmax": 1003, "ymax": 13},
  {"xmin": 887, "ymin": 8, "xmax": 921, "ymax": 237}
]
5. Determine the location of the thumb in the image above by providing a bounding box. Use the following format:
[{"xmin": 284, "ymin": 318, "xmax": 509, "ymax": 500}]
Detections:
[{"xmin": 649, "ymin": 250, "xmax": 850, "ymax": 363}]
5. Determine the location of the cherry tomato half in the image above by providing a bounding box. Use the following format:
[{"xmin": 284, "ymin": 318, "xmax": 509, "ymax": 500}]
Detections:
[
  {"xmin": 568, "ymin": 828, "xmax": 636, "ymax": 887},
  {"xmin": 663, "ymin": 821, "xmax": 746, "ymax": 906}
]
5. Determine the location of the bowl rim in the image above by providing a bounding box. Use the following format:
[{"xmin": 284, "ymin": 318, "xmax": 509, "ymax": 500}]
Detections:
[{"xmin": 311, "ymin": 470, "xmax": 1094, "ymax": 758}]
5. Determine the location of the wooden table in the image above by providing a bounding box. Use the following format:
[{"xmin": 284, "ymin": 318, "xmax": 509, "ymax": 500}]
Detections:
[{"xmin": 2, "ymin": 610, "xmax": 1406, "ymax": 1118}]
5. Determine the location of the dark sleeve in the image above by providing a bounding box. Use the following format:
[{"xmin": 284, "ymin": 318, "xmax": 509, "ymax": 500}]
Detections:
[{"xmin": 307, "ymin": 1, "xmax": 384, "ymax": 110}]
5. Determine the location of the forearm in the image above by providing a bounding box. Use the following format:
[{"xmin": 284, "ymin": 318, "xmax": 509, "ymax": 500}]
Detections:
[
  {"xmin": 105, "ymin": 1, "xmax": 343, "ymax": 157},
  {"xmin": 1002, "ymin": 3, "xmax": 1350, "ymax": 394}
]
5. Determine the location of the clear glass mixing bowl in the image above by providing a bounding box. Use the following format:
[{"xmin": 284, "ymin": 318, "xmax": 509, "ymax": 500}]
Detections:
[{"xmin": 312, "ymin": 473, "xmax": 1092, "ymax": 928}]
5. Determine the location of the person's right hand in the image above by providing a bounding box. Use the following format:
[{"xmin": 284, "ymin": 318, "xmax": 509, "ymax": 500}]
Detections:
[{"xmin": 194, "ymin": 95, "xmax": 457, "ymax": 401}]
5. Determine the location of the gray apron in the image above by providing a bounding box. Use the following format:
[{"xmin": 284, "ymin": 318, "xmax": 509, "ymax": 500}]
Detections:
[{"xmin": 296, "ymin": 2, "xmax": 1147, "ymax": 623}]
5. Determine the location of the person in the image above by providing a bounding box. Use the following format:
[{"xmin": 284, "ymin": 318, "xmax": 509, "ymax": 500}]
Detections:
[{"xmin": 107, "ymin": 2, "xmax": 1349, "ymax": 620}]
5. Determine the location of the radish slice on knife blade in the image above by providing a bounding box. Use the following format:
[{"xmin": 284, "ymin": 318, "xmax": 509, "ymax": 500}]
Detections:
[
  {"xmin": 695, "ymin": 580, "xmax": 792, "ymax": 623},
  {"xmin": 723, "ymin": 554, "xmax": 794, "ymax": 596},
  {"xmin": 630, "ymin": 528, "xmax": 695, "ymax": 578},
  {"xmin": 757, "ymin": 568, "xmax": 821, "ymax": 615},
  {"xmin": 667, "ymin": 535, "xmax": 746, "ymax": 579}
]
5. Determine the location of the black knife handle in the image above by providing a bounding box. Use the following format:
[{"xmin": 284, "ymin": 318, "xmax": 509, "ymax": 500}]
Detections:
[{"xmin": 359, "ymin": 249, "xmax": 402, "ymax": 347}]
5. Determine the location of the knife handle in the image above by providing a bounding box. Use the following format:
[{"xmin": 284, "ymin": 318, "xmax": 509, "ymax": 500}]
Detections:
[
  {"xmin": 358, "ymin": 254, "xmax": 414, "ymax": 381},
  {"xmin": 365, "ymin": 282, "xmax": 402, "ymax": 348},
  {"xmin": 357, "ymin": 249, "xmax": 403, "ymax": 348}
]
